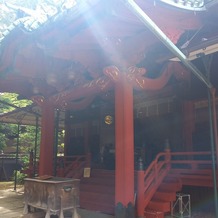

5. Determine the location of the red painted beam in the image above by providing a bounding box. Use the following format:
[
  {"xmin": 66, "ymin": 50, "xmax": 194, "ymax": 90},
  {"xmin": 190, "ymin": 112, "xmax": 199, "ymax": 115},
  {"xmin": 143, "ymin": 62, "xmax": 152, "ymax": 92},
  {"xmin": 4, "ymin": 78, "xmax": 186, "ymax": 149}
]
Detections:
[{"xmin": 50, "ymin": 76, "xmax": 113, "ymax": 108}]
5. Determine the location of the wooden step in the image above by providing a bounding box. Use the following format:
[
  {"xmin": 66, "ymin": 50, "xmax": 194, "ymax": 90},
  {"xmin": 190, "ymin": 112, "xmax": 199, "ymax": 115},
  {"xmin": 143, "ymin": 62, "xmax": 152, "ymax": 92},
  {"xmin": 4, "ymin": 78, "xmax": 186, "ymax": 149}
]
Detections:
[
  {"xmin": 80, "ymin": 191, "xmax": 114, "ymax": 203},
  {"xmin": 144, "ymin": 210, "xmax": 164, "ymax": 218},
  {"xmin": 158, "ymin": 180, "xmax": 182, "ymax": 192},
  {"xmin": 152, "ymin": 191, "xmax": 176, "ymax": 202},
  {"xmin": 79, "ymin": 169, "xmax": 115, "ymax": 214},
  {"xmin": 178, "ymin": 174, "xmax": 214, "ymax": 180},
  {"xmin": 80, "ymin": 190, "xmax": 115, "ymax": 214},
  {"xmin": 80, "ymin": 183, "xmax": 115, "ymax": 194},
  {"xmin": 81, "ymin": 177, "xmax": 115, "ymax": 185},
  {"xmin": 169, "ymin": 173, "xmax": 214, "ymax": 180},
  {"xmin": 169, "ymin": 168, "xmax": 213, "ymax": 176},
  {"xmin": 168, "ymin": 172, "xmax": 215, "ymax": 187},
  {"xmin": 163, "ymin": 176, "xmax": 182, "ymax": 183},
  {"xmin": 180, "ymin": 177, "xmax": 214, "ymax": 187},
  {"xmin": 147, "ymin": 200, "xmax": 171, "ymax": 212},
  {"xmin": 80, "ymin": 200, "xmax": 114, "ymax": 214},
  {"xmin": 90, "ymin": 169, "xmax": 115, "ymax": 177}
]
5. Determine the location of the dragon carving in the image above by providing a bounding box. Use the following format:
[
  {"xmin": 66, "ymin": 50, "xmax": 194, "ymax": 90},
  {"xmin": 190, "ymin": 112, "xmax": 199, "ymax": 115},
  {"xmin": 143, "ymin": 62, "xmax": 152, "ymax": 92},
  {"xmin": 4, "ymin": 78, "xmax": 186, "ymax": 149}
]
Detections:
[
  {"xmin": 34, "ymin": 61, "xmax": 189, "ymax": 110},
  {"xmin": 103, "ymin": 61, "xmax": 189, "ymax": 91}
]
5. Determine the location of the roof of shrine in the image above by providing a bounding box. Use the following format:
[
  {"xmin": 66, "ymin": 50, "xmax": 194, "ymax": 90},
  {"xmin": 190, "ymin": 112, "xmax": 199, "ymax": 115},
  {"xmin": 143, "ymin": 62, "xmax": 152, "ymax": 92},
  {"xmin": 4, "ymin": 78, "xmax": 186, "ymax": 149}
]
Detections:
[{"xmin": 0, "ymin": 0, "xmax": 218, "ymax": 109}]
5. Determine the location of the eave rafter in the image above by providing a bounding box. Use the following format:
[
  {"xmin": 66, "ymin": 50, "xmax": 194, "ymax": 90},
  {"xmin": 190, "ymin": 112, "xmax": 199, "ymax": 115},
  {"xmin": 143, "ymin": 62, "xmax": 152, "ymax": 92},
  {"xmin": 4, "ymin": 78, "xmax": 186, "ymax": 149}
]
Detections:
[
  {"xmin": 0, "ymin": 0, "xmax": 217, "ymax": 110},
  {"xmin": 49, "ymin": 75, "xmax": 113, "ymax": 109}
]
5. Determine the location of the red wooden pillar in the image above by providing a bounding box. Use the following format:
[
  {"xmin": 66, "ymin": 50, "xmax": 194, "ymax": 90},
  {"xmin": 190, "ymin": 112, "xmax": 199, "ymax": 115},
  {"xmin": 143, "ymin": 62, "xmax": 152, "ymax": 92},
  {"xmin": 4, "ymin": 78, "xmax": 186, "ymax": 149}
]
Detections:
[
  {"xmin": 38, "ymin": 100, "xmax": 55, "ymax": 176},
  {"xmin": 115, "ymin": 73, "xmax": 135, "ymax": 209}
]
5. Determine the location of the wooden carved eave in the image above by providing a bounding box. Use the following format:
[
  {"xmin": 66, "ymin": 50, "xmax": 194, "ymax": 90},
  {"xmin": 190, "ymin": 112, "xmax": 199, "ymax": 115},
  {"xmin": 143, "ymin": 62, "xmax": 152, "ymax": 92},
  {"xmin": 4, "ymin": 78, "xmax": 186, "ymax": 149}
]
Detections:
[
  {"xmin": 66, "ymin": 96, "xmax": 96, "ymax": 111},
  {"xmin": 104, "ymin": 61, "xmax": 190, "ymax": 89},
  {"xmin": 0, "ymin": 0, "xmax": 211, "ymax": 108},
  {"xmin": 50, "ymin": 76, "xmax": 113, "ymax": 109}
]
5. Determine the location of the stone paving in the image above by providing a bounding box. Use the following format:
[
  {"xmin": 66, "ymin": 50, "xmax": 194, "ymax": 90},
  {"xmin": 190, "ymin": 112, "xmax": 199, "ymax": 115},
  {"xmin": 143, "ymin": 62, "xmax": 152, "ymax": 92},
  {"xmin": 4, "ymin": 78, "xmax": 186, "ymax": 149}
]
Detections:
[
  {"xmin": 0, "ymin": 186, "xmax": 216, "ymax": 218},
  {"xmin": 0, "ymin": 186, "xmax": 114, "ymax": 218},
  {"xmin": 0, "ymin": 188, "xmax": 24, "ymax": 218}
]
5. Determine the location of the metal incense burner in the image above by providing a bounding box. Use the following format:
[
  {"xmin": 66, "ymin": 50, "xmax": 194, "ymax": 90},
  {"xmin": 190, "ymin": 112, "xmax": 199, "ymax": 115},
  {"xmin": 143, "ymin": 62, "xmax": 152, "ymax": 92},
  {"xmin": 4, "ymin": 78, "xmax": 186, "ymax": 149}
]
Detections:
[{"xmin": 23, "ymin": 177, "xmax": 80, "ymax": 218}]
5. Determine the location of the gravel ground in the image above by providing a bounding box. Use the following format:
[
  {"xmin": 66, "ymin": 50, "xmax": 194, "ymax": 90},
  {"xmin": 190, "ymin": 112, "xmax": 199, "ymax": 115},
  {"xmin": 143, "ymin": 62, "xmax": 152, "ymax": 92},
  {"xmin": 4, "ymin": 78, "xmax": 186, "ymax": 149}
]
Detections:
[
  {"xmin": 0, "ymin": 188, "xmax": 24, "ymax": 218},
  {"xmin": 0, "ymin": 182, "xmax": 216, "ymax": 218},
  {"xmin": 0, "ymin": 182, "xmax": 114, "ymax": 218}
]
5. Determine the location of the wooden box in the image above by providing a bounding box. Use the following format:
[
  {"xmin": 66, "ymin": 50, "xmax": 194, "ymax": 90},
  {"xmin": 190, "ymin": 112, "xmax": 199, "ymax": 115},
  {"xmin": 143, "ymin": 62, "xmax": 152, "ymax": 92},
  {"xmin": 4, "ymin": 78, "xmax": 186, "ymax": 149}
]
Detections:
[{"xmin": 23, "ymin": 177, "xmax": 80, "ymax": 217}]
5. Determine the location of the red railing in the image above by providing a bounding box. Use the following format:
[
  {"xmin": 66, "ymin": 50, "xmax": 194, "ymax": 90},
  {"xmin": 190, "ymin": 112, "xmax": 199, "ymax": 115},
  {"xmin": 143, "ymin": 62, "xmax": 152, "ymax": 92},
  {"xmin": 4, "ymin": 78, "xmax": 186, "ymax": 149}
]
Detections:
[
  {"xmin": 56, "ymin": 153, "xmax": 91, "ymax": 178},
  {"xmin": 24, "ymin": 153, "xmax": 91, "ymax": 178},
  {"xmin": 170, "ymin": 151, "xmax": 212, "ymax": 169},
  {"xmin": 21, "ymin": 151, "xmax": 39, "ymax": 178},
  {"xmin": 136, "ymin": 148, "xmax": 171, "ymax": 217},
  {"xmin": 169, "ymin": 151, "xmax": 214, "ymax": 186},
  {"xmin": 136, "ymin": 150, "xmax": 213, "ymax": 217}
]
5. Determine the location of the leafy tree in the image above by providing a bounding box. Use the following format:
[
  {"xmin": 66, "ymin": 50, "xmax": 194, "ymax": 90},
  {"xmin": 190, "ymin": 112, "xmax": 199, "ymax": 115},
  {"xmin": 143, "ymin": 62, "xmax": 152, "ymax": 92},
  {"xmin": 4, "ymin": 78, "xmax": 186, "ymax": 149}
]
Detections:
[
  {"xmin": 0, "ymin": 93, "xmax": 32, "ymax": 111},
  {"xmin": 19, "ymin": 125, "xmax": 41, "ymax": 154},
  {"xmin": 0, "ymin": 0, "xmax": 70, "ymax": 152},
  {"xmin": 0, "ymin": 0, "xmax": 75, "ymax": 38},
  {"xmin": 0, "ymin": 93, "xmax": 34, "ymax": 152}
]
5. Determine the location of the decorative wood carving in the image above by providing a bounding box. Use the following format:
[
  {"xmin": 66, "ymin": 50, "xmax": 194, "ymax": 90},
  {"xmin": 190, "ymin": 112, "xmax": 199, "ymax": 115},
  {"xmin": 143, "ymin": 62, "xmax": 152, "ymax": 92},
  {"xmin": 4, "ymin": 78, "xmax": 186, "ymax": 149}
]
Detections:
[
  {"xmin": 31, "ymin": 61, "xmax": 189, "ymax": 109},
  {"xmin": 31, "ymin": 95, "xmax": 45, "ymax": 107},
  {"xmin": 50, "ymin": 76, "xmax": 113, "ymax": 109},
  {"xmin": 59, "ymin": 96, "xmax": 95, "ymax": 111},
  {"xmin": 104, "ymin": 62, "xmax": 187, "ymax": 91}
]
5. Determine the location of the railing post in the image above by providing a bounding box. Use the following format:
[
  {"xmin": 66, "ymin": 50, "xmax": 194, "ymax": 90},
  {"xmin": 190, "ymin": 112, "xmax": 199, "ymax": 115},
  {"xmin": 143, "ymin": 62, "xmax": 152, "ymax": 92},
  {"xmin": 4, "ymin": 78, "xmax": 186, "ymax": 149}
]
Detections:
[
  {"xmin": 154, "ymin": 161, "xmax": 158, "ymax": 183},
  {"xmin": 165, "ymin": 144, "xmax": 171, "ymax": 170},
  {"xmin": 136, "ymin": 170, "xmax": 145, "ymax": 218}
]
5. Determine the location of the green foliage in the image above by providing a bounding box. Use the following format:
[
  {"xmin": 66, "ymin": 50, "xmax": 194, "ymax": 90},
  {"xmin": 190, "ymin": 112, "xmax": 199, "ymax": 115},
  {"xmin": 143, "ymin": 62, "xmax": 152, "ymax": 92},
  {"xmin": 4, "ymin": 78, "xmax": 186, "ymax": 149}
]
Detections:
[
  {"xmin": 0, "ymin": 0, "xmax": 69, "ymax": 34},
  {"xmin": 19, "ymin": 126, "xmax": 41, "ymax": 154},
  {"xmin": 0, "ymin": 93, "xmax": 32, "ymax": 113},
  {"xmin": 0, "ymin": 93, "xmax": 35, "ymax": 152},
  {"xmin": 13, "ymin": 170, "xmax": 26, "ymax": 184},
  {"xmin": 0, "ymin": 132, "xmax": 6, "ymax": 151},
  {"xmin": 20, "ymin": 154, "xmax": 31, "ymax": 166}
]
